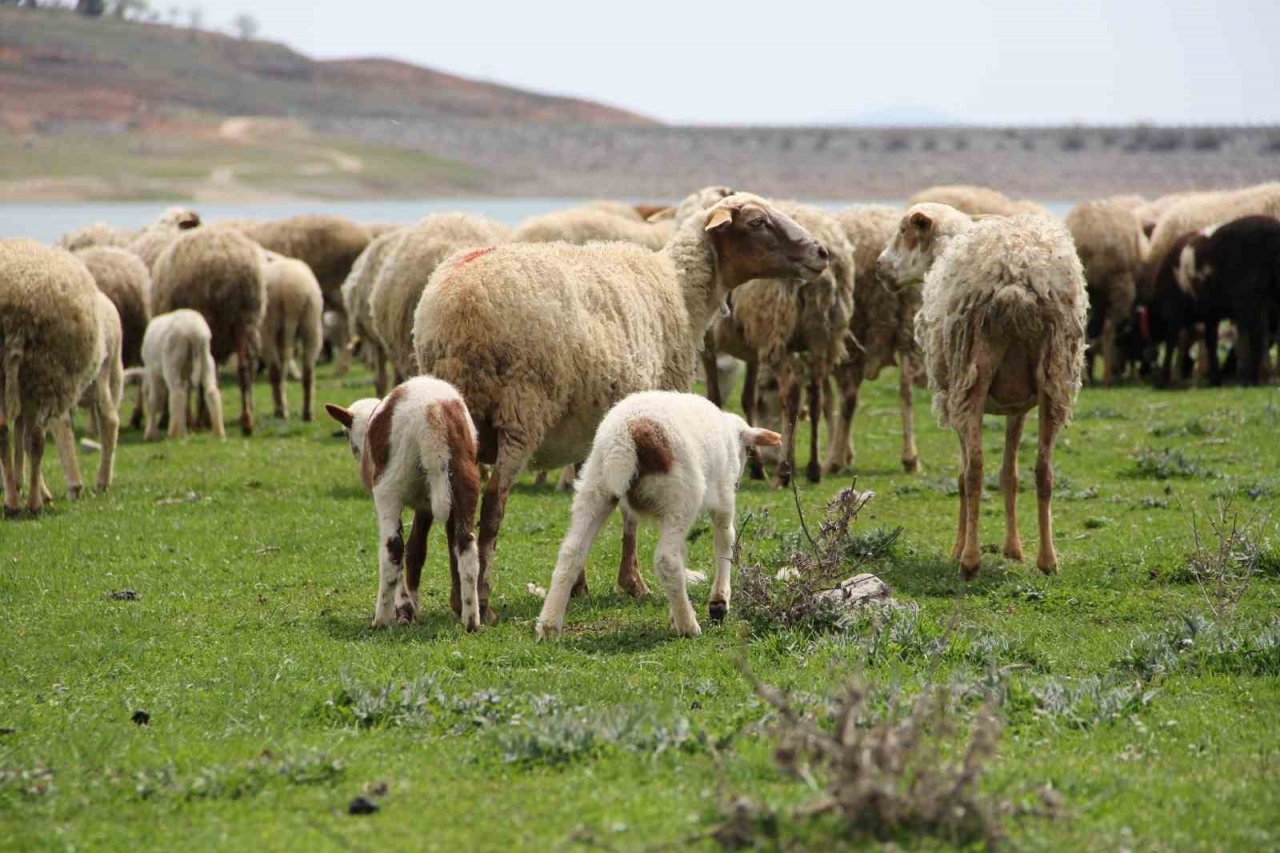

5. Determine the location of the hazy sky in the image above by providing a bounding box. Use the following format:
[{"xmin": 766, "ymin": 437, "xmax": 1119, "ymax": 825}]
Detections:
[{"xmin": 203, "ymin": 0, "xmax": 1279, "ymax": 125}]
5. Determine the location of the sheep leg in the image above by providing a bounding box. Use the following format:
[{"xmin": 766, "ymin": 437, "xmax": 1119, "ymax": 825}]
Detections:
[
  {"xmin": 959, "ymin": 412, "xmax": 984, "ymax": 579},
  {"xmin": 371, "ymin": 494, "xmax": 404, "ymax": 628},
  {"xmin": 950, "ymin": 435, "xmax": 968, "ymax": 560},
  {"xmin": 397, "ymin": 508, "xmax": 431, "ymax": 624},
  {"xmin": 617, "ymin": 506, "xmax": 649, "ymax": 598},
  {"xmin": 708, "ymin": 509, "xmax": 734, "ymax": 623},
  {"xmin": 476, "ymin": 439, "xmax": 527, "ymax": 624},
  {"xmin": 269, "ymin": 362, "xmax": 286, "ymax": 420},
  {"xmin": 0, "ymin": 400, "xmax": 16, "ymax": 518},
  {"xmin": 23, "ymin": 419, "xmax": 46, "ymax": 515},
  {"xmin": 1204, "ymin": 320, "xmax": 1223, "ymax": 386},
  {"xmin": 533, "ymin": 469, "xmax": 549, "ymax": 487},
  {"xmin": 899, "ymin": 361, "xmax": 919, "ymax": 473},
  {"xmin": 202, "ymin": 354, "xmax": 226, "ymax": 439},
  {"xmin": 301, "ymin": 360, "xmax": 314, "ymax": 422},
  {"xmin": 1, "ymin": 353, "xmax": 21, "ymax": 516},
  {"xmin": 555, "ymin": 463, "xmax": 577, "ymax": 493},
  {"xmin": 823, "ymin": 368, "xmax": 858, "ymax": 474},
  {"xmin": 1101, "ymin": 314, "xmax": 1118, "ymax": 388},
  {"xmin": 236, "ymin": 334, "xmax": 254, "ymax": 437},
  {"xmin": 49, "ymin": 414, "xmax": 83, "ymax": 500},
  {"xmin": 654, "ymin": 516, "xmax": 700, "ymax": 637},
  {"xmin": 771, "ymin": 365, "xmax": 801, "ymax": 489},
  {"xmin": 168, "ymin": 381, "xmax": 190, "ymax": 440},
  {"xmin": 373, "ymin": 343, "xmax": 389, "ymax": 398},
  {"xmin": 701, "ymin": 332, "xmax": 722, "ymax": 407},
  {"xmin": 1000, "ymin": 413, "xmax": 1025, "ymax": 561},
  {"xmin": 333, "ymin": 313, "xmax": 352, "ymax": 377},
  {"xmin": 805, "ymin": 372, "xmax": 823, "ymax": 483},
  {"xmin": 1035, "ymin": 400, "xmax": 1062, "ymax": 575},
  {"xmin": 536, "ymin": 488, "xmax": 616, "ymax": 640},
  {"xmin": 741, "ymin": 359, "xmax": 764, "ymax": 480},
  {"xmin": 95, "ymin": 368, "xmax": 121, "ymax": 493},
  {"xmin": 129, "ymin": 381, "xmax": 145, "ymax": 432}
]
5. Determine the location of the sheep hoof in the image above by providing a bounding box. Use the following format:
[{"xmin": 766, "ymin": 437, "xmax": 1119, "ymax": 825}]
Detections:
[
  {"xmin": 534, "ymin": 619, "xmax": 560, "ymax": 641},
  {"xmin": 1003, "ymin": 543, "xmax": 1024, "ymax": 561},
  {"xmin": 3, "ymin": 506, "xmax": 21, "ymax": 520},
  {"xmin": 395, "ymin": 602, "xmax": 416, "ymax": 624},
  {"xmin": 960, "ymin": 560, "xmax": 980, "ymax": 581},
  {"xmin": 747, "ymin": 460, "xmax": 765, "ymax": 481},
  {"xmin": 464, "ymin": 615, "xmax": 482, "ymax": 633},
  {"xmin": 239, "ymin": 414, "xmax": 254, "ymax": 436},
  {"xmin": 708, "ymin": 600, "xmax": 728, "ymax": 623},
  {"xmin": 480, "ymin": 603, "xmax": 499, "ymax": 625},
  {"xmin": 570, "ymin": 576, "xmax": 589, "ymax": 598},
  {"xmin": 66, "ymin": 486, "xmax": 82, "ymax": 501},
  {"xmin": 902, "ymin": 456, "xmax": 919, "ymax": 473},
  {"xmin": 1037, "ymin": 556, "xmax": 1059, "ymax": 575},
  {"xmin": 805, "ymin": 461, "xmax": 822, "ymax": 483},
  {"xmin": 619, "ymin": 574, "xmax": 649, "ymax": 599},
  {"xmin": 302, "ymin": 412, "xmax": 313, "ymax": 423}
]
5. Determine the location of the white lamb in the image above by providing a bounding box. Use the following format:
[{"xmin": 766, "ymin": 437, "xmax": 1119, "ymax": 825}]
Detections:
[
  {"xmin": 324, "ymin": 377, "xmax": 483, "ymax": 630},
  {"xmin": 140, "ymin": 310, "xmax": 225, "ymax": 440},
  {"xmin": 536, "ymin": 391, "xmax": 781, "ymax": 639}
]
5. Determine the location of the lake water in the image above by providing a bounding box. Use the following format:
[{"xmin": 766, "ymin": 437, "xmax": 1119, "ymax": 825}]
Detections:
[{"xmin": 0, "ymin": 198, "xmax": 1075, "ymax": 244}]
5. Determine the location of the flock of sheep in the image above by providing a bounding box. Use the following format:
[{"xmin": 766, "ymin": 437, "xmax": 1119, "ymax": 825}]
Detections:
[{"xmin": 2, "ymin": 179, "xmax": 1278, "ymax": 635}]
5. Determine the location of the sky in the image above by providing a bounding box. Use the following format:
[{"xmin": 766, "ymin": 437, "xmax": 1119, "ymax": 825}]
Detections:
[{"xmin": 200, "ymin": 0, "xmax": 1280, "ymax": 126}]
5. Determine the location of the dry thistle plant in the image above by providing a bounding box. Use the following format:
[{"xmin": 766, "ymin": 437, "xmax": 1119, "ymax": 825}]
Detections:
[{"xmin": 1187, "ymin": 500, "xmax": 1275, "ymax": 622}]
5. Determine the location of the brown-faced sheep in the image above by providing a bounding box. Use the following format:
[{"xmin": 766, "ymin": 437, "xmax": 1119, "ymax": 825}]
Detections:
[
  {"xmin": 151, "ymin": 227, "xmax": 266, "ymax": 436},
  {"xmin": 879, "ymin": 204, "xmax": 1087, "ymax": 579},
  {"xmin": 909, "ymin": 184, "xmax": 1050, "ymax": 218},
  {"xmin": 414, "ymin": 194, "xmax": 828, "ymax": 618},
  {"xmin": 341, "ymin": 228, "xmax": 406, "ymax": 397},
  {"xmin": 1065, "ymin": 199, "xmax": 1148, "ymax": 386},
  {"xmin": 705, "ymin": 201, "xmax": 854, "ymax": 486},
  {"xmin": 824, "ymin": 204, "xmax": 924, "ymax": 475},
  {"xmin": 261, "ymin": 252, "xmax": 323, "ymax": 421},
  {"xmin": 372, "ymin": 214, "xmax": 509, "ymax": 382},
  {"xmin": 1145, "ymin": 183, "xmax": 1280, "ymax": 288},
  {"xmin": 0, "ymin": 240, "xmax": 102, "ymax": 516}
]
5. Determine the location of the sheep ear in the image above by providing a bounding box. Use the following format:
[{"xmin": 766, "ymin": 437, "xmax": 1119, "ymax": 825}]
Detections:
[
  {"xmin": 704, "ymin": 207, "xmax": 734, "ymax": 231},
  {"xmin": 909, "ymin": 211, "xmax": 932, "ymax": 230},
  {"xmin": 645, "ymin": 206, "xmax": 676, "ymax": 222},
  {"xmin": 741, "ymin": 427, "xmax": 782, "ymax": 448},
  {"xmin": 324, "ymin": 404, "xmax": 354, "ymax": 429},
  {"xmin": 179, "ymin": 213, "xmax": 200, "ymax": 230}
]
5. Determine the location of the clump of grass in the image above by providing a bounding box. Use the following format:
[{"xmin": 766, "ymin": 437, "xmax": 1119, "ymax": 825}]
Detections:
[
  {"xmin": 1078, "ymin": 406, "xmax": 1128, "ymax": 420},
  {"xmin": 1186, "ymin": 502, "xmax": 1275, "ymax": 620},
  {"xmin": 497, "ymin": 704, "xmax": 707, "ymax": 766},
  {"xmin": 1118, "ymin": 613, "xmax": 1280, "ymax": 678},
  {"xmin": 1126, "ymin": 448, "xmax": 1215, "ymax": 480},
  {"xmin": 1150, "ymin": 418, "xmax": 1216, "ymax": 438},
  {"xmin": 717, "ymin": 669, "xmax": 1009, "ymax": 849},
  {"xmin": 1029, "ymin": 676, "xmax": 1156, "ymax": 729},
  {"xmin": 1213, "ymin": 479, "xmax": 1279, "ymax": 502},
  {"xmin": 0, "ymin": 765, "xmax": 55, "ymax": 799},
  {"xmin": 133, "ymin": 752, "xmax": 344, "ymax": 801}
]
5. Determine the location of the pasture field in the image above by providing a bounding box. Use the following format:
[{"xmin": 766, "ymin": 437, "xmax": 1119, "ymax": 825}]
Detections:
[{"xmin": 2, "ymin": 364, "xmax": 1278, "ymax": 850}]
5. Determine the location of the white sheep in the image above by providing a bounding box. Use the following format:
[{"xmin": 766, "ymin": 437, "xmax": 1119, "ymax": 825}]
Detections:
[
  {"xmin": 909, "ymin": 185, "xmax": 1051, "ymax": 218},
  {"xmin": 536, "ymin": 390, "xmax": 780, "ymax": 639},
  {"xmin": 140, "ymin": 310, "xmax": 225, "ymax": 441},
  {"xmin": 513, "ymin": 204, "xmax": 675, "ymax": 250},
  {"xmin": 341, "ymin": 228, "xmax": 406, "ymax": 397},
  {"xmin": 414, "ymin": 194, "xmax": 827, "ymax": 614},
  {"xmin": 879, "ymin": 204, "xmax": 1087, "ymax": 578},
  {"xmin": 324, "ymin": 377, "xmax": 483, "ymax": 630},
  {"xmin": 260, "ymin": 251, "xmax": 323, "ymax": 421},
  {"xmin": 0, "ymin": 240, "xmax": 102, "ymax": 516}
]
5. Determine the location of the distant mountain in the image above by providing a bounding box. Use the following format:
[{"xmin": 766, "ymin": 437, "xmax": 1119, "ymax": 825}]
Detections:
[{"xmin": 0, "ymin": 7, "xmax": 655, "ymax": 132}]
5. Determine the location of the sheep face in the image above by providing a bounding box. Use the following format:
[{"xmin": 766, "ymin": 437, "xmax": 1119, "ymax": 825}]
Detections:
[
  {"xmin": 157, "ymin": 207, "xmax": 202, "ymax": 231},
  {"xmin": 703, "ymin": 196, "xmax": 828, "ymax": 288},
  {"xmin": 325, "ymin": 398, "xmax": 381, "ymax": 461},
  {"xmin": 878, "ymin": 208, "xmax": 941, "ymax": 285},
  {"xmin": 1174, "ymin": 234, "xmax": 1212, "ymax": 295}
]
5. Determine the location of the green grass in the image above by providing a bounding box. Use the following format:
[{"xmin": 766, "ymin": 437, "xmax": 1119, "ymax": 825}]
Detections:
[{"xmin": 3, "ymin": 366, "xmax": 1279, "ymax": 850}]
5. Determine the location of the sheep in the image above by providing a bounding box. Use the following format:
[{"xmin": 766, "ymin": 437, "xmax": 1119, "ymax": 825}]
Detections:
[
  {"xmin": 371, "ymin": 214, "xmax": 509, "ymax": 382},
  {"xmin": 46, "ymin": 290, "xmax": 123, "ymax": 498},
  {"xmin": 140, "ymin": 310, "xmax": 225, "ymax": 441},
  {"xmin": 536, "ymin": 390, "xmax": 781, "ymax": 639},
  {"xmin": 674, "ymin": 186, "xmax": 734, "ymax": 225},
  {"xmin": 1145, "ymin": 183, "xmax": 1280, "ymax": 288},
  {"xmin": 909, "ymin": 185, "xmax": 1051, "ymax": 218},
  {"xmin": 1065, "ymin": 199, "xmax": 1148, "ymax": 386},
  {"xmin": 824, "ymin": 204, "xmax": 924, "ymax": 475},
  {"xmin": 704, "ymin": 201, "xmax": 854, "ymax": 486},
  {"xmin": 341, "ymin": 228, "xmax": 406, "ymax": 396},
  {"xmin": 0, "ymin": 239, "xmax": 101, "ymax": 516},
  {"xmin": 260, "ymin": 251, "xmax": 323, "ymax": 421},
  {"xmin": 324, "ymin": 377, "xmax": 482, "ymax": 630},
  {"xmin": 413, "ymin": 193, "xmax": 828, "ymax": 616},
  {"xmin": 151, "ymin": 226, "xmax": 266, "ymax": 436},
  {"xmin": 1175, "ymin": 215, "xmax": 1280, "ymax": 385},
  {"xmin": 878, "ymin": 204, "xmax": 1087, "ymax": 578},
  {"xmin": 73, "ymin": 247, "xmax": 151, "ymax": 367},
  {"xmin": 58, "ymin": 208, "xmax": 201, "ymax": 254},
  {"xmin": 235, "ymin": 215, "xmax": 371, "ymax": 375},
  {"xmin": 513, "ymin": 204, "xmax": 674, "ymax": 250}
]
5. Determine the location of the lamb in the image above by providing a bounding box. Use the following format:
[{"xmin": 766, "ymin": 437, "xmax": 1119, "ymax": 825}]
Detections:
[
  {"xmin": 0, "ymin": 240, "xmax": 101, "ymax": 516},
  {"xmin": 413, "ymin": 193, "xmax": 828, "ymax": 617},
  {"xmin": 371, "ymin": 214, "xmax": 509, "ymax": 382},
  {"xmin": 151, "ymin": 226, "xmax": 266, "ymax": 436},
  {"xmin": 1175, "ymin": 215, "xmax": 1280, "ymax": 384},
  {"xmin": 824, "ymin": 204, "xmax": 923, "ymax": 475},
  {"xmin": 1145, "ymin": 183, "xmax": 1280, "ymax": 286},
  {"xmin": 235, "ymin": 215, "xmax": 371, "ymax": 375},
  {"xmin": 513, "ymin": 204, "xmax": 674, "ymax": 250},
  {"xmin": 260, "ymin": 252, "xmax": 323, "ymax": 420},
  {"xmin": 704, "ymin": 201, "xmax": 854, "ymax": 486},
  {"xmin": 878, "ymin": 204, "xmax": 1087, "ymax": 578},
  {"xmin": 324, "ymin": 377, "xmax": 482, "ymax": 630},
  {"xmin": 1065, "ymin": 199, "xmax": 1148, "ymax": 385},
  {"xmin": 909, "ymin": 185, "xmax": 1051, "ymax": 218},
  {"xmin": 140, "ymin": 310, "xmax": 225, "ymax": 440},
  {"xmin": 536, "ymin": 391, "xmax": 781, "ymax": 639},
  {"xmin": 341, "ymin": 228, "xmax": 406, "ymax": 396}
]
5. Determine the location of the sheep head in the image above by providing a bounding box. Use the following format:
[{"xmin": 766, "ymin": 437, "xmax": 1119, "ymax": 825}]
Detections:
[
  {"xmin": 325, "ymin": 398, "xmax": 381, "ymax": 462},
  {"xmin": 703, "ymin": 194, "xmax": 828, "ymax": 289},
  {"xmin": 877, "ymin": 203, "xmax": 972, "ymax": 286},
  {"xmin": 1174, "ymin": 226, "xmax": 1217, "ymax": 295}
]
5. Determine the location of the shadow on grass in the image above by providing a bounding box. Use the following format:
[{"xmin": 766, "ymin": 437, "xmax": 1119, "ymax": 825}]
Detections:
[
  {"xmin": 317, "ymin": 610, "xmax": 462, "ymax": 643},
  {"xmin": 876, "ymin": 551, "xmax": 1020, "ymax": 598},
  {"xmin": 557, "ymin": 623, "xmax": 675, "ymax": 654}
]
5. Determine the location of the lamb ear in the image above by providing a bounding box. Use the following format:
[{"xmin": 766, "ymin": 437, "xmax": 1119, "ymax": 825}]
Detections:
[
  {"xmin": 741, "ymin": 427, "xmax": 782, "ymax": 448},
  {"xmin": 324, "ymin": 403, "xmax": 354, "ymax": 429},
  {"xmin": 704, "ymin": 207, "xmax": 734, "ymax": 231},
  {"xmin": 909, "ymin": 211, "xmax": 932, "ymax": 230}
]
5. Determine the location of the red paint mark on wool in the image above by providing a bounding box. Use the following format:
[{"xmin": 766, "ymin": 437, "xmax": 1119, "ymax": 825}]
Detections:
[{"xmin": 438, "ymin": 246, "xmax": 496, "ymax": 288}]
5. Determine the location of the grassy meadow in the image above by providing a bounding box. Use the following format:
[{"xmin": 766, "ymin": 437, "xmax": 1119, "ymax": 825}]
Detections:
[{"xmin": 2, "ymin": 362, "xmax": 1278, "ymax": 850}]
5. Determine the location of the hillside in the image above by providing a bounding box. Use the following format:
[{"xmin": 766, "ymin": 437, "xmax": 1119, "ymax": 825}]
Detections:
[{"xmin": 0, "ymin": 7, "xmax": 654, "ymax": 132}]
